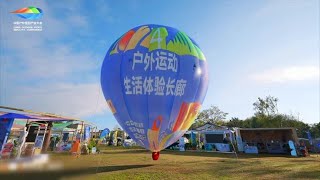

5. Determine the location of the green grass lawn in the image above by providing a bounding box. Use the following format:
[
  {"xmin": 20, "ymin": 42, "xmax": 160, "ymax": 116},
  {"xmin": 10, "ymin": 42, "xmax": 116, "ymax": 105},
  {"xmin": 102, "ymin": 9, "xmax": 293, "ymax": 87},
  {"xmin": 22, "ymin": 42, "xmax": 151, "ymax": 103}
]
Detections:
[{"xmin": 3, "ymin": 147, "xmax": 320, "ymax": 180}]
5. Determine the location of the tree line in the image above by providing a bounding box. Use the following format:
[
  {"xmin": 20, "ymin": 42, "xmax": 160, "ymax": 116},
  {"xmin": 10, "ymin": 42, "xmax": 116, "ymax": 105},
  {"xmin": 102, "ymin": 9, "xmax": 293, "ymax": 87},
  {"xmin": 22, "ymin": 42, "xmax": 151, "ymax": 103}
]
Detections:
[{"xmin": 192, "ymin": 96, "xmax": 320, "ymax": 139}]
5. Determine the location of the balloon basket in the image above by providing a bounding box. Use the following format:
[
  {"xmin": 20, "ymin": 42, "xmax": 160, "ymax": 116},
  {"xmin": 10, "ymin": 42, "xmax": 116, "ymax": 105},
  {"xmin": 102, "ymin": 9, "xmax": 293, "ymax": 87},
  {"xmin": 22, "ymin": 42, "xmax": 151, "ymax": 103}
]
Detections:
[{"xmin": 152, "ymin": 152, "xmax": 160, "ymax": 160}]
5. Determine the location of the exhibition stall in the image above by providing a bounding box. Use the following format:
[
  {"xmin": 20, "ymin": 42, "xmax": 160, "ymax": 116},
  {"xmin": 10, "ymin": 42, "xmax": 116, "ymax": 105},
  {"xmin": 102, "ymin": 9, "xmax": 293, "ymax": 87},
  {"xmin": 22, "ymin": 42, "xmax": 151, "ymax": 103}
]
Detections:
[
  {"xmin": 235, "ymin": 128, "xmax": 299, "ymax": 154},
  {"xmin": 0, "ymin": 106, "xmax": 96, "ymax": 159}
]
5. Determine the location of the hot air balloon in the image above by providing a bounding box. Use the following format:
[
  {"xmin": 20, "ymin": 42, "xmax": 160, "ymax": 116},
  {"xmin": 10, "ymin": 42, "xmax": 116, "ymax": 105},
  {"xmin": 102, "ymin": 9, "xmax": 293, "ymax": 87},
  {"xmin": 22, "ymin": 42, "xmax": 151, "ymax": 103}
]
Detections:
[{"xmin": 101, "ymin": 24, "xmax": 209, "ymax": 160}]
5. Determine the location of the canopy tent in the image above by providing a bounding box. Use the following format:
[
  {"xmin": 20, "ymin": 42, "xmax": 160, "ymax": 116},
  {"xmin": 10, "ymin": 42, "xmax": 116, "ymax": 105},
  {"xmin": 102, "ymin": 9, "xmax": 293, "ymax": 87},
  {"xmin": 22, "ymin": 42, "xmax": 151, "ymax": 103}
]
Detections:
[
  {"xmin": 0, "ymin": 111, "xmax": 94, "ymax": 132},
  {"xmin": 0, "ymin": 106, "xmax": 97, "ymax": 156},
  {"xmin": 0, "ymin": 112, "xmax": 73, "ymax": 121},
  {"xmin": 0, "ymin": 106, "xmax": 95, "ymax": 126},
  {"xmin": 0, "ymin": 111, "xmax": 95, "ymax": 141},
  {"xmin": 58, "ymin": 127, "xmax": 76, "ymax": 132},
  {"xmin": 51, "ymin": 122, "xmax": 74, "ymax": 130},
  {"xmin": 191, "ymin": 123, "xmax": 232, "ymax": 132},
  {"xmin": 0, "ymin": 109, "xmax": 96, "ymax": 147},
  {"xmin": 0, "ymin": 106, "xmax": 97, "ymax": 133},
  {"xmin": 190, "ymin": 123, "xmax": 235, "ymax": 140},
  {"xmin": 0, "ymin": 113, "xmax": 38, "ymax": 119},
  {"xmin": 187, "ymin": 123, "xmax": 235, "ymax": 152},
  {"xmin": 52, "ymin": 122, "xmax": 76, "ymax": 136}
]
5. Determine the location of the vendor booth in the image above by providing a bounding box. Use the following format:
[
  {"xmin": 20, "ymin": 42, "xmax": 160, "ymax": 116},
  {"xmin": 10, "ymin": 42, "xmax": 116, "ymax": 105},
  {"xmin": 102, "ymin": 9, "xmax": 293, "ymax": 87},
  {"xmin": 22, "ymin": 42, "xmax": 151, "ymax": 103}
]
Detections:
[
  {"xmin": 51, "ymin": 123, "xmax": 76, "ymax": 152},
  {"xmin": 190, "ymin": 123, "xmax": 235, "ymax": 152},
  {"xmin": 0, "ymin": 112, "xmax": 68, "ymax": 158},
  {"xmin": 0, "ymin": 106, "xmax": 96, "ymax": 159},
  {"xmin": 235, "ymin": 128, "xmax": 299, "ymax": 154}
]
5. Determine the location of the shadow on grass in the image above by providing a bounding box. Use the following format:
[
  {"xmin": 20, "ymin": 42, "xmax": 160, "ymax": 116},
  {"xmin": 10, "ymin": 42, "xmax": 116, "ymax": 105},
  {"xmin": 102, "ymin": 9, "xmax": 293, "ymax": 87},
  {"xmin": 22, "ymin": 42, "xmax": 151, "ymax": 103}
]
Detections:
[
  {"xmin": 0, "ymin": 164, "xmax": 153, "ymax": 180},
  {"xmin": 161, "ymin": 150, "xmax": 240, "ymax": 159},
  {"xmin": 52, "ymin": 149, "xmax": 319, "ymax": 162},
  {"xmin": 99, "ymin": 148, "xmax": 297, "ymax": 160},
  {"xmin": 100, "ymin": 149, "xmax": 149, "ymax": 155},
  {"xmin": 286, "ymin": 170, "xmax": 320, "ymax": 179},
  {"xmin": 161, "ymin": 150, "xmax": 299, "ymax": 159},
  {"xmin": 98, "ymin": 146, "xmax": 145, "ymax": 152}
]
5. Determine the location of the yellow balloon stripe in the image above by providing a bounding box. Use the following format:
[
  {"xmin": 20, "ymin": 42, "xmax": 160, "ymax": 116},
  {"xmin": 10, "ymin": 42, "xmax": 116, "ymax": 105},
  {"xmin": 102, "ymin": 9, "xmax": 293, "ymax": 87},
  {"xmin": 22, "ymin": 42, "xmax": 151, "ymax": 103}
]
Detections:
[{"xmin": 125, "ymin": 26, "xmax": 150, "ymax": 51}]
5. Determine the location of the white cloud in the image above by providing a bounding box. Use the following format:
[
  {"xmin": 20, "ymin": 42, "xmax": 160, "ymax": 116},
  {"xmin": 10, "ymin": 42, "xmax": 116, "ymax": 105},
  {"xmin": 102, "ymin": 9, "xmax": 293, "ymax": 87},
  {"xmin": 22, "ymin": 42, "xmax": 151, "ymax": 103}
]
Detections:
[
  {"xmin": 6, "ymin": 82, "xmax": 110, "ymax": 118},
  {"xmin": 0, "ymin": 0, "xmax": 107, "ymax": 120},
  {"xmin": 1, "ymin": 28, "xmax": 104, "ymax": 118},
  {"xmin": 2, "ymin": 41, "xmax": 100, "ymax": 80},
  {"xmin": 251, "ymin": 65, "xmax": 319, "ymax": 83},
  {"xmin": 0, "ymin": 2, "xmax": 100, "ymax": 80}
]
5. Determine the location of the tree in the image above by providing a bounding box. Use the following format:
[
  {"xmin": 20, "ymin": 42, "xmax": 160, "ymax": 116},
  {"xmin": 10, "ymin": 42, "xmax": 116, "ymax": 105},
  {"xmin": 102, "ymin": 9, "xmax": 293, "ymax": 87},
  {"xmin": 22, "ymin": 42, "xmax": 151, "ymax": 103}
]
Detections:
[
  {"xmin": 309, "ymin": 122, "xmax": 320, "ymax": 139},
  {"xmin": 253, "ymin": 95, "xmax": 278, "ymax": 116},
  {"xmin": 214, "ymin": 96, "xmax": 314, "ymax": 138},
  {"xmin": 194, "ymin": 105, "xmax": 228, "ymax": 126},
  {"xmin": 226, "ymin": 117, "xmax": 244, "ymax": 128},
  {"xmin": 236, "ymin": 113, "xmax": 310, "ymax": 138}
]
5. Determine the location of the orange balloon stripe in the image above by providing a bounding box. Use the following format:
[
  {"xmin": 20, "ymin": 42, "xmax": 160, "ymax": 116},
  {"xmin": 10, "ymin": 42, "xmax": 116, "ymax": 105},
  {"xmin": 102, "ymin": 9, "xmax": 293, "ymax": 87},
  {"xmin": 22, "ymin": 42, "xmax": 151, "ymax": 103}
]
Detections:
[
  {"xmin": 180, "ymin": 103, "xmax": 201, "ymax": 130},
  {"xmin": 172, "ymin": 102, "xmax": 189, "ymax": 132}
]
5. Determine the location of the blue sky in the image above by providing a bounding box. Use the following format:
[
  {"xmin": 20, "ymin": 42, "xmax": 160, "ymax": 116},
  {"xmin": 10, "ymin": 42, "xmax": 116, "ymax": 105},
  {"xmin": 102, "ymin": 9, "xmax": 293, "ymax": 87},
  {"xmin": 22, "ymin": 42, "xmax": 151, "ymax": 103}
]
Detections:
[{"xmin": 0, "ymin": 0, "xmax": 319, "ymax": 130}]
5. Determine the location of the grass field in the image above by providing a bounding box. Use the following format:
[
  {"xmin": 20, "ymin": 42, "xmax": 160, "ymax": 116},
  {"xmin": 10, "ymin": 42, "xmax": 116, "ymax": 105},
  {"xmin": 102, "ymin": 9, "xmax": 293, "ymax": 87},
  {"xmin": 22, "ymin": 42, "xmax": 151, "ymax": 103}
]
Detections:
[{"xmin": 3, "ymin": 147, "xmax": 320, "ymax": 180}]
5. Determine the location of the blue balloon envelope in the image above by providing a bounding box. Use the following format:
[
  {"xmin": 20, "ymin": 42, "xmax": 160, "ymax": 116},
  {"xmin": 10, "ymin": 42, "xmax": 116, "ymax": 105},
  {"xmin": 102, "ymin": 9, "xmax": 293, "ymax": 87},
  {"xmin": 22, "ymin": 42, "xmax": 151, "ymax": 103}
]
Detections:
[{"xmin": 101, "ymin": 24, "xmax": 209, "ymax": 158}]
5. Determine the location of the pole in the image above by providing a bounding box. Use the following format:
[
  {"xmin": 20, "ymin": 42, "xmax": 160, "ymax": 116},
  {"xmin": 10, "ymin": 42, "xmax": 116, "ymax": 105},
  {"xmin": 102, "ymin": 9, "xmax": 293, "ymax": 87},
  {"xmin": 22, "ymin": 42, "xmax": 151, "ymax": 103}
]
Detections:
[
  {"xmin": 81, "ymin": 121, "xmax": 84, "ymax": 143},
  {"xmin": 42, "ymin": 122, "xmax": 52, "ymax": 153}
]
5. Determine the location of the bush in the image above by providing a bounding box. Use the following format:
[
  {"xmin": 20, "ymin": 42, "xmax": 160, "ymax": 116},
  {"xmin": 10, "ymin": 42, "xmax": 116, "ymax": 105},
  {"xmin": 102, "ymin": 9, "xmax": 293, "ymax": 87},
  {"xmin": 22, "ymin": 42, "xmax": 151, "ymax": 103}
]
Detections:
[{"xmin": 87, "ymin": 139, "xmax": 97, "ymax": 153}]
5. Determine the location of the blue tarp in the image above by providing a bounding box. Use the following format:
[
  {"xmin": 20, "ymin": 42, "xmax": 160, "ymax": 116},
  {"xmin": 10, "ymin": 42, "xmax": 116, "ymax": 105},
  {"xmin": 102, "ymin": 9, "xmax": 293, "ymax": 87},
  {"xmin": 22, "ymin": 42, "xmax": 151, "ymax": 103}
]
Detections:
[
  {"xmin": 84, "ymin": 126, "xmax": 91, "ymax": 141},
  {"xmin": 0, "ymin": 113, "xmax": 36, "ymax": 119},
  {"xmin": 0, "ymin": 118, "xmax": 14, "ymax": 151},
  {"xmin": 100, "ymin": 128, "xmax": 110, "ymax": 139}
]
